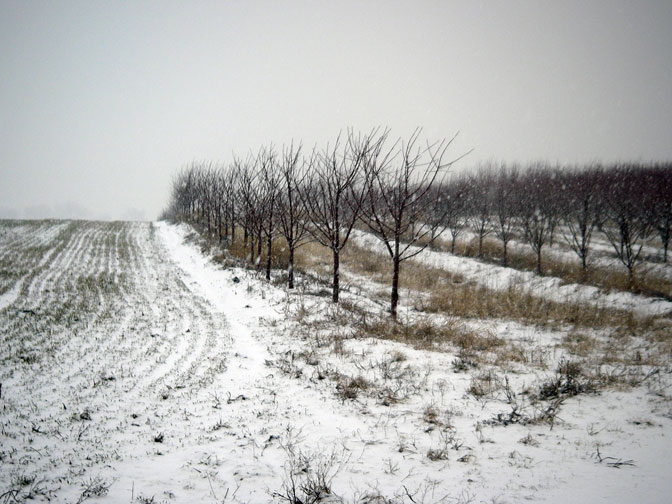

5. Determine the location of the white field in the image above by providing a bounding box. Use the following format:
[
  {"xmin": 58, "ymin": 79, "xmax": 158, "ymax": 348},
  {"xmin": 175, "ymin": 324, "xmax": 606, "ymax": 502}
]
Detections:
[{"xmin": 1, "ymin": 220, "xmax": 671, "ymax": 503}]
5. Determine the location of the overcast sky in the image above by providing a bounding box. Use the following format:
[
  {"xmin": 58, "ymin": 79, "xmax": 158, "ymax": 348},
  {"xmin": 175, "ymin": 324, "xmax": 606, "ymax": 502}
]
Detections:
[{"xmin": 1, "ymin": 0, "xmax": 671, "ymax": 221}]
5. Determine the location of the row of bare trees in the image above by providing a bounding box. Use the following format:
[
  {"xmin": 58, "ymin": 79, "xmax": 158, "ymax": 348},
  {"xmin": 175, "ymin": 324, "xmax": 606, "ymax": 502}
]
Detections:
[
  {"xmin": 162, "ymin": 129, "xmax": 466, "ymax": 318},
  {"xmin": 441, "ymin": 162, "xmax": 672, "ymax": 279},
  {"xmin": 162, "ymin": 132, "xmax": 670, "ymax": 314}
]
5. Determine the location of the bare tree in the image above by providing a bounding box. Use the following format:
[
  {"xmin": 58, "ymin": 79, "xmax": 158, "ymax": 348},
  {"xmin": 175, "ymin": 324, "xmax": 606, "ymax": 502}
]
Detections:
[
  {"xmin": 224, "ymin": 166, "xmax": 238, "ymax": 243},
  {"xmin": 560, "ymin": 166, "xmax": 603, "ymax": 272},
  {"xmin": 602, "ymin": 165, "xmax": 653, "ymax": 282},
  {"xmin": 299, "ymin": 132, "xmax": 373, "ymax": 303},
  {"xmin": 201, "ymin": 163, "xmax": 217, "ymax": 235},
  {"xmin": 258, "ymin": 146, "xmax": 279, "ymax": 280},
  {"xmin": 363, "ymin": 129, "xmax": 464, "ymax": 319},
  {"xmin": 165, "ymin": 165, "xmax": 197, "ymax": 222},
  {"xmin": 492, "ymin": 164, "xmax": 520, "ymax": 267},
  {"xmin": 465, "ymin": 169, "xmax": 494, "ymax": 258},
  {"xmin": 233, "ymin": 155, "xmax": 262, "ymax": 265},
  {"xmin": 648, "ymin": 164, "xmax": 672, "ymax": 263},
  {"xmin": 545, "ymin": 167, "xmax": 564, "ymax": 248},
  {"xmin": 212, "ymin": 165, "xmax": 228, "ymax": 243},
  {"xmin": 519, "ymin": 166, "xmax": 556, "ymax": 274},
  {"xmin": 277, "ymin": 142, "xmax": 311, "ymax": 289},
  {"xmin": 442, "ymin": 175, "xmax": 469, "ymax": 254}
]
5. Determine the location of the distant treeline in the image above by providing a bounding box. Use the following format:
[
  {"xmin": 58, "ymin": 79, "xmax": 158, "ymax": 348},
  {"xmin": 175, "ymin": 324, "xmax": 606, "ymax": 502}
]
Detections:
[{"xmin": 161, "ymin": 129, "xmax": 671, "ymax": 317}]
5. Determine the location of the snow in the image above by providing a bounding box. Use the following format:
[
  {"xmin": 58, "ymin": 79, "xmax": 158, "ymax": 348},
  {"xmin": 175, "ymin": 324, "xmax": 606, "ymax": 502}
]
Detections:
[{"xmin": 1, "ymin": 220, "xmax": 671, "ymax": 503}]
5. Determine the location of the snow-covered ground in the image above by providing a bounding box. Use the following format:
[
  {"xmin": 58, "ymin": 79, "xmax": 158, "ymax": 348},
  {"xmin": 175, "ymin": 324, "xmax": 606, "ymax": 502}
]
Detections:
[{"xmin": 1, "ymin": 221, "xmax": 671, "ymax": 503}]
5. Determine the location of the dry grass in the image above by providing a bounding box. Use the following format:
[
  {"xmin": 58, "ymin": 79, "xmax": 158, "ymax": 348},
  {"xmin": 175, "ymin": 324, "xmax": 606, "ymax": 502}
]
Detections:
[
  {"xmin": 355, "ymin": 316, "xmax": 503, "ymax": 355},
  {"xmin": 468, "ymin": 369, "xmax": 503, "ymax": 399},
  {"xmin": 419, "ymin": 280, "xmax": 668, "ymax": 335},
  {"xmin": 422, "ymin": 405, "xmax": 443, "ymax": 425},
  {"xmin": 296, "ymin": 236, "xmax": 670, "ymax": 345},
  {"xmin": 561, "ymin": 331, "xmax": 599, "ymax": 357},
  {"xmin": 493, "ymin": 343, "xmax": 550, "ymax": 369},
  {"xmin": 442, "ymin": 236, "xmax": 672, "ymax": 300},
  {"xmin": 213, "ymin": 232, "xmax": 293, "ymax": 271},
  {"xmin": 340, "ymin": 241, "xmax": 462, "ymax": 293},
  {"xmin": 648, "ymin": 318, "xmax": 672, "ymax": 356},
  {"xmin": 334, "ymin": 374, "xmax": 370, "ymax": 400}
]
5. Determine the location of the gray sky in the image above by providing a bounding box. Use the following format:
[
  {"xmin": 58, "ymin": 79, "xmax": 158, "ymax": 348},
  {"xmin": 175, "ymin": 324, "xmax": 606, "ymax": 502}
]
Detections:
[{"xmin": 1, "ymin": 0, "xmax": 671, "ymax": 221}]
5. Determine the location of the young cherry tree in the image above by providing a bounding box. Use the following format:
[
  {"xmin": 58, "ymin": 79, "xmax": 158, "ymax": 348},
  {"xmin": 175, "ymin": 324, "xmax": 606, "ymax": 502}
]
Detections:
[
  {"xmin": 299, "ymin": 131, "xmax": 376, "ymax": 303},
  {"xmin": 519, "ymin": 165, "xmax": 557, "ymax": 275},
  {"xmin": 648, "ymin": 163, "xmax": 672, "ymax": 263},
  {"xmin": 601, "ymin": 164, "xmax": 653, "ymax": 283},
  {"xmin": 363, "ymin": 129, "xmax": 465, "ymax": 319},
  {"xmin": 442, "ymin": 174, "xmax": 469, "ymax": 254},
  {"xmin": 276, "ymin": 142, "xmax": 310, "ymax": 289},
  {"xmin": 257, "ymin": 146, "xmax": 280, "ymax": 281},
  {"xmin": 492, "ymin": 164, "xmax": 520, "ymax": 267},
  {"xmin": 465, "ymin": 168, "xmax": 494, "ymax": 258},
  {"xmin": 560, "ymin": 166, "xmax": 603, "ymax": 272},
  {"xmin": 232, "ymin": 154, "xmax": 262, "ymax": 265}
]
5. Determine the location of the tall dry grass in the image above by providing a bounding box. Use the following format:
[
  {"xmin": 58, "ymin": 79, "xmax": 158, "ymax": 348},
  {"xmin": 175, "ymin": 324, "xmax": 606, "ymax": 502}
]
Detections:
[
  {"xmin": 419, "ymin": 280, "xmax": 668, "ymax": 333},
  {"xmin": 354, "ymin": 316, "xmax": 503, "ymax": 354},
  {"xmin": 439, "ymin": 236, "xmax": 672, "ymax": 300}
]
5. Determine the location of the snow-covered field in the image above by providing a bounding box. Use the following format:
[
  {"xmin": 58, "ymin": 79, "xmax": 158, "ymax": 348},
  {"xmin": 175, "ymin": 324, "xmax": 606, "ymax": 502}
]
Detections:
[{"xmin": 1, "ymin": 220, "xmax": 671, "ymax": 503}]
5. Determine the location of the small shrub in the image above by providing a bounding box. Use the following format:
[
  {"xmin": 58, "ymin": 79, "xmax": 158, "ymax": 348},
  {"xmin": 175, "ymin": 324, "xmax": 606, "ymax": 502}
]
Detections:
[
  {"xmin": 426, "ymin": 447, "xmax": 449, "ymax": 461},
  {"xmin": 537, "ymin": 358, "xmax": 597, "ymax": 400},
  {"xmin": 422, "ymin": 405, "xmax": 441, "ymax": 426},
  {"xmin": 356, "ymin": 316, "xmax": 499, "ymax": 354},
  {"xmin": 336, "ymin": 374, "xmax": 369, "ymax": 400},
  {"xmin": 468, "ymin": 370, "xmax": 501, "ymax": 399},
  {"xmin": 518, "ymin": 433, "xmax": 540, "ymax": 447},
  {"xmin": 274, "ymin": 446, "xmax": 346, "ymax": 504},
  {"xmin": 77, "ymin": 476, "xmax": 110, "ymax": 503}
]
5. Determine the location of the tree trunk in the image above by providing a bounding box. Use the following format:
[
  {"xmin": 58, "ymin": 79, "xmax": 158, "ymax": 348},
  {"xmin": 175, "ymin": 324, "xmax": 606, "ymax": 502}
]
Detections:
[
  {"xmin": 288, "ymin": 245, "xmax": 295, "ymax": 289},
  {"xmin": 223, "ymin": 212, "xmax": 229, "ymax": 240},
  {"xmin": 265, "ymin": 232, "xmax": 272, "ymax": 281},
  {"xmin": 664, "ymin": 241, "xmax": 668, "ymax": 263},
  {"xmin": 332, "ymin": 247, "xmax": 340, "ymax": 303},
  {"xmin": 230, "ymin": 206, "xmax": 236, "ymax": 242},
  {"xmin": 502, "ymin": 240, "xmax": 508, "ymax": 267},
  {"xmin": 391, "ymin": 240, "xmax": 400, "ymax": 320},
  {"xmin": 536, "ymin": 247, "xmax": 542, "ymax": 275}
]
